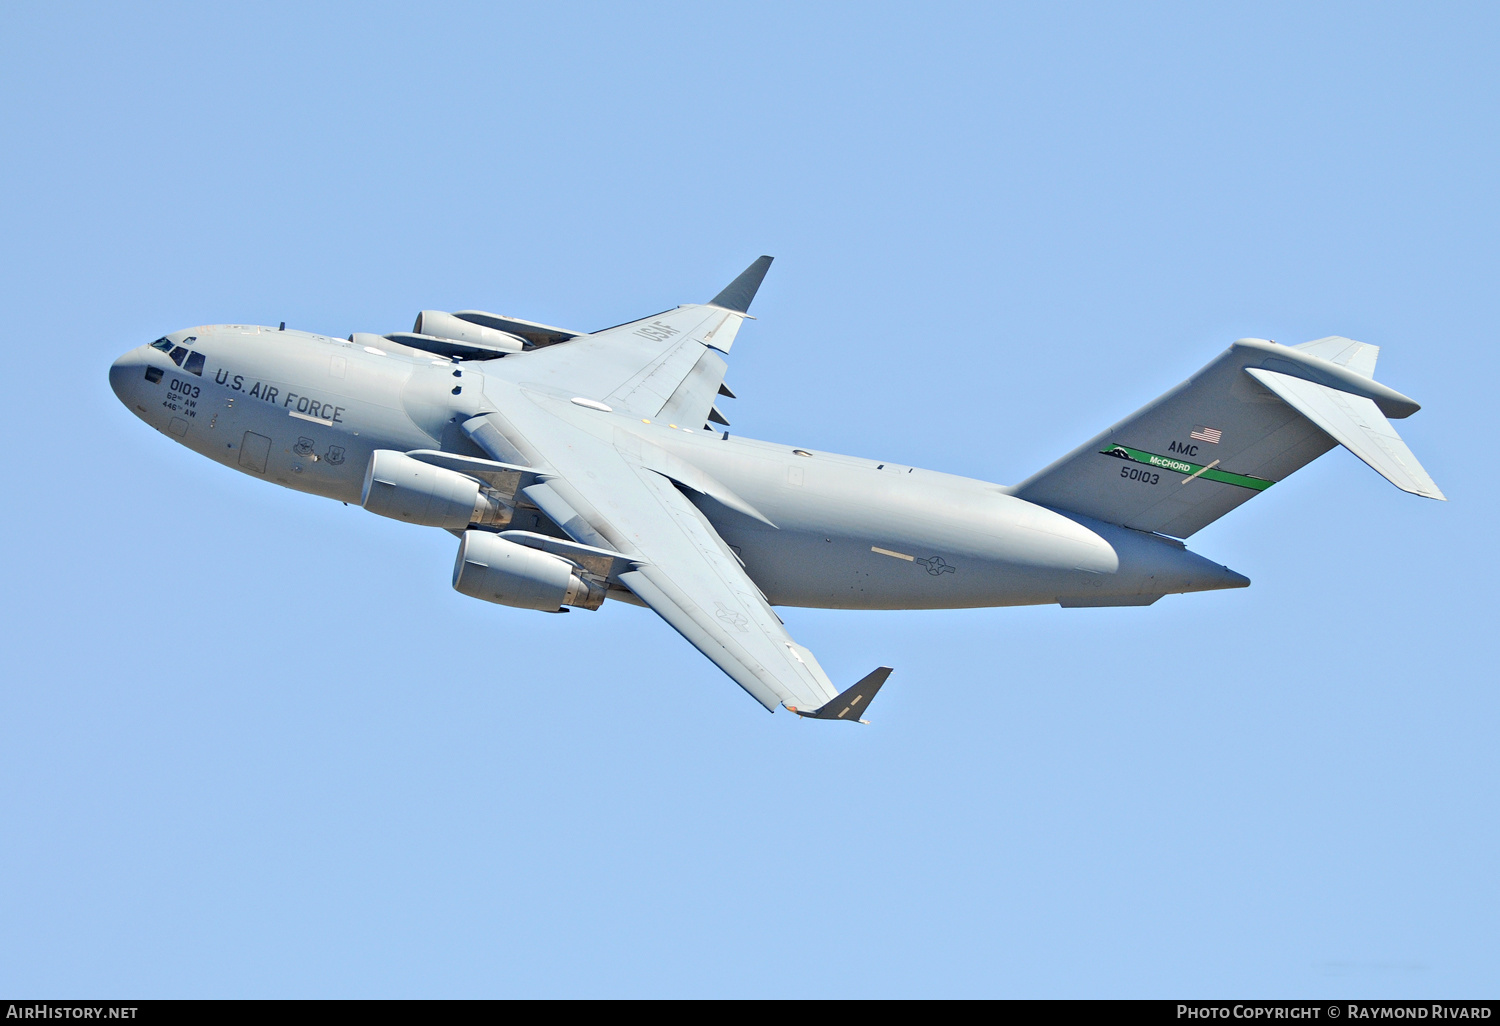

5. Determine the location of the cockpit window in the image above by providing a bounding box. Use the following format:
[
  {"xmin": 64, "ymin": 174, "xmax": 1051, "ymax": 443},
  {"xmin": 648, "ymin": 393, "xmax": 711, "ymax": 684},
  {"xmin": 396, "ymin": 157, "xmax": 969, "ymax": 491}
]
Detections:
[{"xmin": 150, "ymin": 336, "xmax": 204, "ymax": 374}]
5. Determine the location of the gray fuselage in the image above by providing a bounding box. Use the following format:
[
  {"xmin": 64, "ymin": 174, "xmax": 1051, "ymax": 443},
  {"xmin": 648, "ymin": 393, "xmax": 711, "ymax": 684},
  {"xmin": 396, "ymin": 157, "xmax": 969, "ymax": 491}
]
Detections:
[{"xmin": 109, "ymin": 324, "xmax": 1247, "ymax": 610}]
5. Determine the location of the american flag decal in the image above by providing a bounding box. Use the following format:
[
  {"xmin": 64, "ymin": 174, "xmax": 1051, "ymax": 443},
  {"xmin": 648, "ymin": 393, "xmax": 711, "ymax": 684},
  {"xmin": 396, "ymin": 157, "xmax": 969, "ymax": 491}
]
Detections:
[{"xmin": 1190, "ymin": 425, "xmax": 1222, "ymax": 444}]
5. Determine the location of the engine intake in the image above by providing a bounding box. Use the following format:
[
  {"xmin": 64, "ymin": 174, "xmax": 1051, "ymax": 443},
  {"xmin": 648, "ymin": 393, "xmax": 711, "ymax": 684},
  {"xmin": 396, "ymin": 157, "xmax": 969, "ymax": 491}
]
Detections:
[
  {"xmin": 413, "ymin": 311, "xmax": 526, "ymax": 353},
  {"xmin": 361, "ymin": 450, "xmax": 511, "ymax": 529},
  {"xmin": 452, "ymin": 531, "xmax": 606, "ymax": 611}
]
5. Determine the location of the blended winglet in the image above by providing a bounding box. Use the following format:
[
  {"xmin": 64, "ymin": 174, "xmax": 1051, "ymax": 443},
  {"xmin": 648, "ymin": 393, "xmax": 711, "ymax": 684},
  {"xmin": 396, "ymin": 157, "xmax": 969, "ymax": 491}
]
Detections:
[
  {"xmin": 788, "ymin": 667, "xmax": 893, "ymax": 724},
  {"xmin": 709, "ymin": 256, "xmax": 773, "ymax": 313}
]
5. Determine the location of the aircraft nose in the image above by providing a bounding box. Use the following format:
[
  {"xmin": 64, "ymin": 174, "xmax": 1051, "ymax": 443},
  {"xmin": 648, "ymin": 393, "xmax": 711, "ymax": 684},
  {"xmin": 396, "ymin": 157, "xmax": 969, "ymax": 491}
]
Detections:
[
  {"xmin": 108, "ymin": 350, "xmax": 140, "ymax": 403},
  {"xmin": 109, "ymin": 345, "xmax": 164, "ymax": 413},
  {"xmin": 109, "ymin": 347, "xmax": 154, "ymax": 407}
]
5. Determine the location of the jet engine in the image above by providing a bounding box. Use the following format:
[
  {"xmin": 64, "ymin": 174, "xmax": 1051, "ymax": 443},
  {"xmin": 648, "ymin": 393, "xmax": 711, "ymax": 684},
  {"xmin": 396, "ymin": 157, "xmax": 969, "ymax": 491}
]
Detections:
[
  {"xmin": 412, "ymin": 311, "xmax": 526, "ymax": 353},
  {"xmin": 361, "ymin": 450, "xmax": 512, "ymax": 529},
  {"xmin": 452, "ymin": 530, "xmax": 607, "ymax": 611}
]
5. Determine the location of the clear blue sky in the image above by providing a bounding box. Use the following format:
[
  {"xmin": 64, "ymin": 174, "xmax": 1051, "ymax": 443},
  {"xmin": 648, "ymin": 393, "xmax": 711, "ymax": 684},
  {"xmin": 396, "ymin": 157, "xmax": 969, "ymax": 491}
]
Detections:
[{"xmin": 2, "ymin": 1, "xmax": 1495, "ymax": 998}]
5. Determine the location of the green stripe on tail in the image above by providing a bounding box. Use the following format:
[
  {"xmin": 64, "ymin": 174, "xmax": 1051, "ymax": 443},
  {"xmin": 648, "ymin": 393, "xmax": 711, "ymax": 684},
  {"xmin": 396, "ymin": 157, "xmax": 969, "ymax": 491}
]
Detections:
[{"xmin": 1100, "ymin": 445, "xmax": 1274, "ymax": 491}]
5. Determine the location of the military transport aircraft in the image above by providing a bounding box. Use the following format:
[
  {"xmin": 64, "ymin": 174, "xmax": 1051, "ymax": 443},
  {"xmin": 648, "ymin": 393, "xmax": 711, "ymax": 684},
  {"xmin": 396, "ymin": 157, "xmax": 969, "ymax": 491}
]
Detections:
[{"xmin": 109, "ymin": 258, "xmax": 1444, "ymax": 721}]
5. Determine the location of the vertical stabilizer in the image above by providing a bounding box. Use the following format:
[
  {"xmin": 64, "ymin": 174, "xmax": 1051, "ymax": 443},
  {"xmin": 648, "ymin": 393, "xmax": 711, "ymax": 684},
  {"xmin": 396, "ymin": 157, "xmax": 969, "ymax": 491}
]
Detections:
[{"xmin": 1011, "ymin": 337, "xmax": 1442, "ymax": 537}]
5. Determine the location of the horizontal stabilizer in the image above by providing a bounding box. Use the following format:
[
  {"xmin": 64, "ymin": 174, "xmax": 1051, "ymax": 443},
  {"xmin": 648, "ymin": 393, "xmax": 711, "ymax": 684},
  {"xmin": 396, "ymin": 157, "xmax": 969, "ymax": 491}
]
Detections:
[
  {"xmin": 1294, "ymin": 336, "xmax": 1379, "ymax": 378},
  {"xmin": 1244, "ymin": 368, "xmax": 1446, "ymax": 500},
  {"xmin": 788, "ymin": 667, "xmax": 893, "ymax": 723}
]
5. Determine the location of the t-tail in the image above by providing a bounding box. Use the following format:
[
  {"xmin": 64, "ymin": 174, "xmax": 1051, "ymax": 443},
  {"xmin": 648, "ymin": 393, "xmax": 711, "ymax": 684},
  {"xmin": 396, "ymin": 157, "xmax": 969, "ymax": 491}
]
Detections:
[{"xmin": 1010, "ymin": 336, "xmax": 1443, "ymax": 540}]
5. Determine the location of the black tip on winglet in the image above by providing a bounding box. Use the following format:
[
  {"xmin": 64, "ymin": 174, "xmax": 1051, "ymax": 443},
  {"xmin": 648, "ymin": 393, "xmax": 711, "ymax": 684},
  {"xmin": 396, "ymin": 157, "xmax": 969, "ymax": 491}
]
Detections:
[
  {"xmin": 709, "ymin": 255, "xmax": 774, "ymax": 313},
  {"xmin": 789, "ymin": 667, "xmax": 893, "ymax": 723}
]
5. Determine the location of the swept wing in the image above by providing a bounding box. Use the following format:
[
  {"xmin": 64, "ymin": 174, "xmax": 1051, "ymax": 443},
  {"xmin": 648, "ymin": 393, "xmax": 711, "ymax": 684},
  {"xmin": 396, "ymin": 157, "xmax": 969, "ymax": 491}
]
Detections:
[
  {"xmin": 506, "ymin": 259, "xmax": 773, "ymax": 430},
  {"xmin": 464, "ymin": 389, "xmax": 842, "ymax": 713},
  {"xmin": 462, "ymin": 258, "xmax": 884, "ymax": 715}
]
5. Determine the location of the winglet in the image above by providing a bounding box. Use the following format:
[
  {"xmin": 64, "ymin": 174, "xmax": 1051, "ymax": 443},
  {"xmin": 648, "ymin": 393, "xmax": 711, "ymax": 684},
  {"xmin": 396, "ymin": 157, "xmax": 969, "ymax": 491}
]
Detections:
[
  {"xmin": 709, "ymin": 256, "xmax": 774, "ymax": 313},
  {"xmin": 787, "ymin": 667, "xmax": 893, "ymax": 723}
]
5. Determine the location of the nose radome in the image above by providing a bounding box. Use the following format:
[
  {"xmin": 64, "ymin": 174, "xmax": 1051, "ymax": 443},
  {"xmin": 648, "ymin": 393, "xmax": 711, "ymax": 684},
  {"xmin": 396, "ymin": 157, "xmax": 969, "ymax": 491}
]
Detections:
[
  {"xmin": 109, "ymin": 345, "xmax": 164, "ymax": 411},
  {"xmin": 109, "ymin": 349, "xmax": 144, "ymax": 404}
]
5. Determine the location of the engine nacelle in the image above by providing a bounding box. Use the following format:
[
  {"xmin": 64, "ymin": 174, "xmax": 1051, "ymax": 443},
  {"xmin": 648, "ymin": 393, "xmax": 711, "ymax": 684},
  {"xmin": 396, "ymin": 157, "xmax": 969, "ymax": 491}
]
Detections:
[
  {"xmin": 361, "ymin": 450, "xmax": 511, "ymax": 529},
  {"xmin": 452, "ymin": 531, "xmax": 607, "ymax": 611},
  {"xmin": 413, "ymin": 311, "xmax": 526, "ymax": 353}
]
